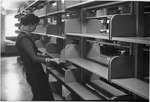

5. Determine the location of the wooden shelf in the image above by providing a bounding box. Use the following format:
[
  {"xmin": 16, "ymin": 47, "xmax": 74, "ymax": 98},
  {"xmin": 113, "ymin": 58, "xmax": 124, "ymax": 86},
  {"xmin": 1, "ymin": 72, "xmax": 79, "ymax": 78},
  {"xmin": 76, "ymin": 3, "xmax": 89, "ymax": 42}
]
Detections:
[
  {"xmin": 112, "ymin": 78, "xmax": 149, "ymax": 100},
  {"xmin": 112, "ymin": 37, "xmax": 150, "ymax": 45},
  {"xmin": 66, "ymin": 33, "xmax": 109, "ymax": 40},
  {"xmin": 67, "ymin": 58, "xmax": 108, "ymax": 80},
  {"xmin": 67, "ymin": 82, "xmax": 105, "ymax": 100}
]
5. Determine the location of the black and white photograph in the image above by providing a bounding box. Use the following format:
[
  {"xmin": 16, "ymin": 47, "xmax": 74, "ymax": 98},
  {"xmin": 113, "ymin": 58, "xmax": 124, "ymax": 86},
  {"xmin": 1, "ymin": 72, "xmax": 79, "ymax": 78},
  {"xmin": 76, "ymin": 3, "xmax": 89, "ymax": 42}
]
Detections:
[{"xmin": 0, "ymin": 0, "xmax": 149, "ymax": 101}]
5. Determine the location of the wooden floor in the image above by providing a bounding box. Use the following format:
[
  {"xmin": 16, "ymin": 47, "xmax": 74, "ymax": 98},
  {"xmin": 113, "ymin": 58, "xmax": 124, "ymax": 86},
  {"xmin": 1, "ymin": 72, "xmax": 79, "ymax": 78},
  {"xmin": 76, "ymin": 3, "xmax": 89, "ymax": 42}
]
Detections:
[{"xmin": 1, "ymin": 56, "xmax": 32, "ymax": 101}]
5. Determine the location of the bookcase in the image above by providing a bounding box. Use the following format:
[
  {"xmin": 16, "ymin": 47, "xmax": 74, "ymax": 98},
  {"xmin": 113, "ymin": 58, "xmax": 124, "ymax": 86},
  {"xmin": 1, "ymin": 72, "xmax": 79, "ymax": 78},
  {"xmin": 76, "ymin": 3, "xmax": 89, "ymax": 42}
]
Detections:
[{"xmin": 15, "ymin": 0, "xmax": 149, "ymax": 101}]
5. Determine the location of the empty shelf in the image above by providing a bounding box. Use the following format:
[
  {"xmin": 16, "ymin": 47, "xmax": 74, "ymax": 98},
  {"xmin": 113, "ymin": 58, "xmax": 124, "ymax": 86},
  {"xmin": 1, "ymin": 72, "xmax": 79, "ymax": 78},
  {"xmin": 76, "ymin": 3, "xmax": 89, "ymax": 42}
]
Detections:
[
  {"xmin": 112, "ymin": 78, "xmax": 149, "ymax": 100},
  {"xmin": 88, "ymin": 80, "xmax": 126, "ymax": 100},
  {"xmin": 87, "ymin": 56, "xmax": 111, "ymax": 67},
  {"xmin": 67, "ymin": 82, "xmax": 105, "ymax": 100},
  {"xmin": 67, "ymin": 58, "xmax": 108, "ymax": 79}
]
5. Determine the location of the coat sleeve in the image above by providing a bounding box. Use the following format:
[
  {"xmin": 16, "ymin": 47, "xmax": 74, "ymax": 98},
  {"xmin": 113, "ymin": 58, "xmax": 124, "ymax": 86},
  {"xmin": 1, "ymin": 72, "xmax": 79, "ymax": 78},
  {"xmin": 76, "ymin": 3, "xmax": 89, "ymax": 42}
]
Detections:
[{"xmin": 21, "ymin": 37, "xmax": 46, "ymax": 63}]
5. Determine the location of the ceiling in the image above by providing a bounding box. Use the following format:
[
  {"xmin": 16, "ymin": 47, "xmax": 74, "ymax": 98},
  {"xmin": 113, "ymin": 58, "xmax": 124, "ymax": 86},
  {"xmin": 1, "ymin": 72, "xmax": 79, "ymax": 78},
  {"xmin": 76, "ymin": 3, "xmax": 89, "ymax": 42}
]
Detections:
[{"xmin": 1, "ymin": 0, "xmax": 28, "ymax": 10}]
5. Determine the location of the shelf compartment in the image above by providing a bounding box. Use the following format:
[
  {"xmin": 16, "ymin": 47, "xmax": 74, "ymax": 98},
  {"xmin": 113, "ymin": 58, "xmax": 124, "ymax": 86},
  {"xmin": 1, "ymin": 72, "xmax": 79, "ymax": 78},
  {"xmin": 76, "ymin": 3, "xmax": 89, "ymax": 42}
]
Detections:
[
  {"xmin": 67, "ymin": 82, "xmax": 105, "ymax": 100},
  {"xmin": 67, "ymin": 58, "xmax": 108, "ymax": 80},
  {"xmin": 87, "ymin": 80, "xmax": 127, "ymax": 100},
  {"xmin": 112, "ymin": 78, "xmax": 149, "ymax": 100},
  {"xmin": 86, "ymin": 14, "xmax": 135, "ymax": 40},
  {"xmin": 67, "ymin": 43, "xmax": 134, "ymax": 81},
  {"xmin": 65, "ymin": 19, "xmax": 81, "ymax": 34},
  {"xmin": 48, "ymin": 65, "xmax": 104, "ymax": 100},
  {"xmin": 46, "ymin": 24, "xmax": 58, "ymax": 35},
  {"xmin": 47, "ymin": 64, "xmax": 81, "ymax": 84},
  {"xmin": 87, "ymin": 55, "xmax": 134, "ymax": 81}
]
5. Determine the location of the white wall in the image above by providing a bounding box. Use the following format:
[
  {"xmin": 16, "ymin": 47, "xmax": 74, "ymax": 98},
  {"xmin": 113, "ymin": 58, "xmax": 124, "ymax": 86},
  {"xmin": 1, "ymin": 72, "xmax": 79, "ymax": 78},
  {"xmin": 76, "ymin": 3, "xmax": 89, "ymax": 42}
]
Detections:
[
  {"xmin": 1, "ymin": 10, "xmax": 18, "ymax": 53},
  {"xmin": 1, "ymin": 14, "xmax": 5, "ymax": 53}
]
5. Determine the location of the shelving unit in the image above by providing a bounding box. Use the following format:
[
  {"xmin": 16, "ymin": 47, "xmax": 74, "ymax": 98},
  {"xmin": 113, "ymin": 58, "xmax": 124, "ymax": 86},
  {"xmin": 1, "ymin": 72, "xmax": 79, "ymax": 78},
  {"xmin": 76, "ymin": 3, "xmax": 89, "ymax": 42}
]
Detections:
[
  {"xmin": 15, "ymin": 0, "xmax": 149, "ymax": 101},
  {"xmin": 65, "ymin": 0, "xmax": 149, "ymax": 101}
]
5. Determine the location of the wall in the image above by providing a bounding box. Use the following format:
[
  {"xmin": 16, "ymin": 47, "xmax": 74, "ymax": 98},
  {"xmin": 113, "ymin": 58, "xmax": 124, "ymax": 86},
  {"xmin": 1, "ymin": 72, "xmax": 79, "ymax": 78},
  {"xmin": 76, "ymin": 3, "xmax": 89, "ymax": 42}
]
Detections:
[
  {"xmin": 1, "ymin": 10, "xmax": 18, "ymax": 53},
  {"xmin": 1, "ymin": 14, "xmax": 5, "ymax": 53}
]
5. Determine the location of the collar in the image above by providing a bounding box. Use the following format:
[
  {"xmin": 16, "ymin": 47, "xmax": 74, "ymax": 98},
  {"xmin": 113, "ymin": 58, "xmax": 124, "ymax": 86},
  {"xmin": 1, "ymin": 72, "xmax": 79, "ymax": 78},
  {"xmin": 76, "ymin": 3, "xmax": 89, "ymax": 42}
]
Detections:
[{"xmin": 20, "ymin": 30, "xmax": 30, "ymax": 35}]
